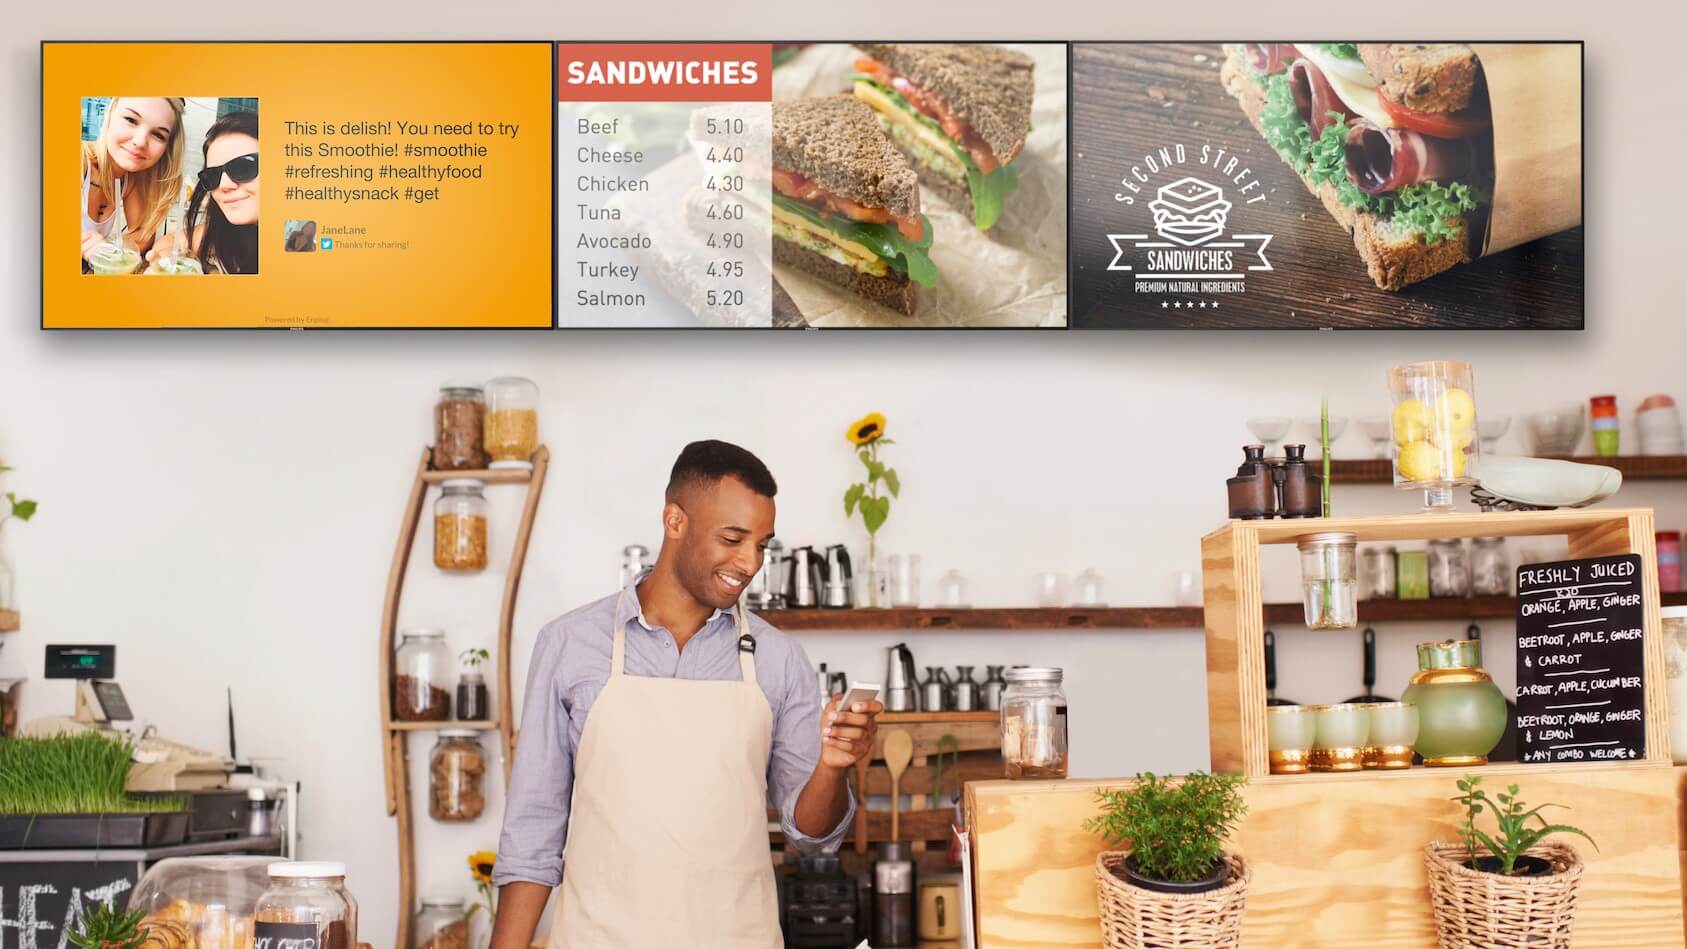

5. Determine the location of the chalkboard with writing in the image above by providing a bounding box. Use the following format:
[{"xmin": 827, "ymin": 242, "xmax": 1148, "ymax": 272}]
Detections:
[{"xmin": 1515, "ymin": 554, "xmax": 1647, "ymax": 764}]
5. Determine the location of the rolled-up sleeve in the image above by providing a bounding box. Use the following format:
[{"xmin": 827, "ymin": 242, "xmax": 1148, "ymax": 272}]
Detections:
[
  {"xmin": 494, "ymin": 623, "xmax": 572, "ymax": 887},
  {"xmin": 769, "ymin": 641, "xmax": 854, "ymax": 852}
]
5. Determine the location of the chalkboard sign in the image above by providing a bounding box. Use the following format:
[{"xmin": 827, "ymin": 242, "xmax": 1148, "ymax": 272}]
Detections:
[
  {"xmin": 1515, "ymin": 554, "xmax": 1647, "ymax": 763},
  {"xmin": 0, "ymin": 861, "xmax": 136, "ymax": 949}
]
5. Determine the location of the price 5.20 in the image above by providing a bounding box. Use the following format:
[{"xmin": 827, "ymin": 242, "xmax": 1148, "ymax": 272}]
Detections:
[{"xmin": 707, "ymin": 289, "xmax": 746, "ymax": 307}]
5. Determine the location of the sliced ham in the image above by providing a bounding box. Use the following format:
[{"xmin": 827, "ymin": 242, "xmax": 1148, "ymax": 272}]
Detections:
[
  {"xmin": 1247, "ymin": 44, "xmax": 1298, "ymax": 75},
  {"xmin": 1343, "ymin": 119, "xmax": 1476, "ymax": 195},
  {"xmin": 1288, "ymin": 58, "xmax": 1352, "ymax": 138}
]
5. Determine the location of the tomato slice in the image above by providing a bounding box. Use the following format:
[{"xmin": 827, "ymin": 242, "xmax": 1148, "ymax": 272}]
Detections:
[
  {"xmin": 1378, "ymin": 93, "xmax": 1491, "ymax": 139},
  {"xmin": 772, "ymin": 166, "xmax": 925, "ymax": 241},
  {"xmin": 859, "ymin": 56, "xmax": 1003, "ymax": 173}
]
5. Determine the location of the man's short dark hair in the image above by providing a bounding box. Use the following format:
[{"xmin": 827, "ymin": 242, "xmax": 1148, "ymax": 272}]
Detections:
[{"xmin": 666, "ymin": 440, "xmax": 778, "ymax": 501}]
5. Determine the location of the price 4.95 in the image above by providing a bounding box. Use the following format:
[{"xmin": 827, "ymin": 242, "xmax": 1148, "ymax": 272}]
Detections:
[{"xmin": 707, "ymin": 260, "xmax": 745, "ymax": 278}]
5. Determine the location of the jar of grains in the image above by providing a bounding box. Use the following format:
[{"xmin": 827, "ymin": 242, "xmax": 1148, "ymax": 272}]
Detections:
[
  {"xmin": 434, "ymin": 386, "xmax": 488, "ymax": 471},
  {"xmin": 434, "ymin": 479, "xmax": 489, "ymax": 571},
  {"xmin": 483, "ymin": 376, "xmax": 539, "ymax": 469},
  {"xmin": 429, "ymin": 731, "xmax": 487, "ymax": 822}
]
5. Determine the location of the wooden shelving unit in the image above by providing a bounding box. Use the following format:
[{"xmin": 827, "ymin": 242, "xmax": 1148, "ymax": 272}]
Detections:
[
  {"xmin": 1328, "ymin": 454, "xmax": 1687, "ymax": 483},
  {"xmin": 377, "ymin": 446, "xmax": 549, "ymax": 949},
  {"xmin": 967, "ymin": 508, "xmax": 1687, "ymax": 947}
]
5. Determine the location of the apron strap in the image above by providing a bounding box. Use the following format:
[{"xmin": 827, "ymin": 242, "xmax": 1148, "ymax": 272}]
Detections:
[
  {"xmin": 735, "ymin": 604, "xmax": 757, "ymax": 685},
  {"xmin": 610, "ymin": 590, "xmax": 628, "ymax": 677}
]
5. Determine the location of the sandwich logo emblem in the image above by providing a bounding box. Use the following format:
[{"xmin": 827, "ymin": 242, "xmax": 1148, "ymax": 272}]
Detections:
[{"xmin": 1104, "ymin": 147, "xmax": 1274, "ymax": 298}]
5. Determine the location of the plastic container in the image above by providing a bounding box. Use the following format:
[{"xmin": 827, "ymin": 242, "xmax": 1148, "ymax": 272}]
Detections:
[
  {"xmin": 1589, "ymin": 395, "xmax": 1619, "ymax": 457},
  {"xmin": 395, "ymin": 628, "xmax": 452, "ymax": 721},
  {"xmin": 434, "ymin": 386, "xmax": 488, "ymax": 471},
  {"xmin": 1470, "ymin": 537, "xmax": 1511, "ymax": 596},
  {"xmin": 429, "ymin": 730, "xmax": 487, "ymax": 821},
  {"xmin": 1663, "ymin": 606, "xmax": 1687, "ymax": 765},
  {"xmin": 434, "ymin": 479, "xmax": 489, "ymax": 572},
  {"xmin": 1360, "ymin": 546, "xmax": 1397, "ymax": 600},
  {"xmin": 254, "ymin": 862, "xmax": 355, "ymax": 949},
  {"xmin": 1000, "ymin": 667, "xmax": 1067, "ymax": 779},
  {"xmin": 483, "ymin": 376, "xmax": 539, "ymax": 469},
  {"xmin": 1427, "ymin": 538, "xmax": 1471, "ymax": 598},
  {"xmin": 413, "ymin": 896, "xmax": 468, "ymax": 949},
  {"xmin": 1297, "ymin": 532, "xmax": 1358, "ymax": 630},
  {"xmin": 129, "ymin": 856, "xmax": 284, "ymax": 949},
  {"xmin": 1387, "ymin": 360, "xmax": 1479, "ymax": 512}
]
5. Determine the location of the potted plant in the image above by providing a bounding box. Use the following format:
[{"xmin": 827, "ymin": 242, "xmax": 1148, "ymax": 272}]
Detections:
[
  {"xmin": 0, "ymin": 733, "xmax": 188, "ymax": 849},
  {"xmin": 1426, "ymin": 775, "xmax": 1597, "ymax": 948},
  {"xmin": 1083, "ymin": 771, "xmax": 1250, "ymax": 949},
  {"xmin": 68, "ymin": 900, "xmax": 153, "ymax": 949}
]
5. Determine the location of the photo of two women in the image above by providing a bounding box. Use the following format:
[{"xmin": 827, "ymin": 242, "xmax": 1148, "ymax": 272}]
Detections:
[{"xmin": 79, "ymin": 96, "xmax": 259, "ymax": 275}]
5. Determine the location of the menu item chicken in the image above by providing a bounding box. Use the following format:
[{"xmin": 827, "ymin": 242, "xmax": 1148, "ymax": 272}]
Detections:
[{"xmin": 1221, "ymin": 43, "xmax": 1495, "ymax": 290}]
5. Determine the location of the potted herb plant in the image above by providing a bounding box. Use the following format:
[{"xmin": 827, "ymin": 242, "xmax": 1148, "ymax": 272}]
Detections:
[
  {"xmin": 1426, "ymin": 775, "xmax": 1596, "ymax": 948},
  {"xmin": 68, "ymin": 900, "xmax": 153, "ymax": 949},
  {"xmin": 1083, "ymin": 771, "xmax": 1250, "ymax": 949},
  {"xmin": 0, "ymin": 733, "xmax": 187, "ymax": 849}
]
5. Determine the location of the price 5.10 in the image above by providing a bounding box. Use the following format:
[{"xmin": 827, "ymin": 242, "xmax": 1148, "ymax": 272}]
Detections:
[
  {"xmin": 707, "ymin": 260, "xmax": 745, "ymax": 278},
  {"xmin": 705, "ymin": 117, "xmax": 747, "ymax": 136}
]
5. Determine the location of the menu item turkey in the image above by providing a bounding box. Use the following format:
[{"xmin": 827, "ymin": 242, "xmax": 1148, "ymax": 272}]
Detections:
[
  {"xmin": 850, "ymin": 43, "xmax": 1033, "ymax": 231},
  {"xmin": 771, "ymin": 95, "xmax": 937, "ymax": 316},
  {"xmin": 1221, "ymin": 43, "xmax": 1494, "ymax": 290}
]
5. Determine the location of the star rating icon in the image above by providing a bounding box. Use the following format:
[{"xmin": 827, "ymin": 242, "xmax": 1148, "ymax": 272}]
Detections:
[{"xmin": 1160, "ymin": 301, "xmax": 1221, "ymax": 309}]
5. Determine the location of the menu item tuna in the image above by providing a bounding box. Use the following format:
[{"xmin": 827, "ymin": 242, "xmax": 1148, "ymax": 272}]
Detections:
[
  {"xmin": 771, "ymin": 95, "xmax": 936, "ymax": 316},
  {"xmin": 850, "ymin": 43, "xmax": 1033, "ymax": 231},
  {"xmin": 1220, "ymin": 42, "xmax": 1495, "ymax": 290}
]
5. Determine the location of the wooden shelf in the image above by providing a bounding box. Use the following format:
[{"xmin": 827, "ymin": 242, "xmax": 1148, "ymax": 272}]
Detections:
[
  {"xmin": 1328, "ymin": 455, "xmax": 1687, "ymax": 483},
  {"xmin": 759, "ymin": 607, "xmax": 1205, "ymax": 630},
  {"xmin": 879, "ymin": 711, "xmax": 997, "ymax": 724},
  {"xmin": 762, "ymin": 592, "xmax": 1687, "ymax": 632},
  {"xmin": 0, "ymin": 610, "xmax": 16, "ymax": 633},
  {"xmin": 385, "ymin": 720, "xmax": 499, "ymax": 732},
  {"xmin": 420, "ymin": 466, "xmax": 534, "ymax": 485}
]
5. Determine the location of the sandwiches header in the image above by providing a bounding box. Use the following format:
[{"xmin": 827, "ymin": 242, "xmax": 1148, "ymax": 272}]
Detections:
[{"xmin": 557, "ymin": 43, "xmax": 772, "ymax": 102}]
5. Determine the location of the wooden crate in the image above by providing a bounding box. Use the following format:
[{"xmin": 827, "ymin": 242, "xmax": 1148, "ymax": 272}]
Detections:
[{"xmin": 964, "ymin": 509, "xmax": 1686, "ymax": 947}]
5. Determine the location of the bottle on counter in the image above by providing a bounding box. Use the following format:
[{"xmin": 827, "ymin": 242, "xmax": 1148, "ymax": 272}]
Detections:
[
  {"xmin": 873, "ymin": 841, "xmax": 916, "ymax": 947},
  {"xmin": 1001, "ymin": 667, "xmax": 1068, "ymax": 779}
]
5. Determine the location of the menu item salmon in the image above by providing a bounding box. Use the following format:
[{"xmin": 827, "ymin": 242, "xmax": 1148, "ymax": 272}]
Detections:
[
  {"xmin": 850, "ymin": 43, "xmax": 1033, "ymax": 231},
  {"xmin": 771, "ymin": 95, "xmax": 936, "ymax": 316},
  {"xmin": 1221, "ymin": 43, "xmax": 1494, "ymax": 291}
]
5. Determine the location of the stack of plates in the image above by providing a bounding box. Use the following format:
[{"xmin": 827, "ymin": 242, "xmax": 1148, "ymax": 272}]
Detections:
[{"xmin": 1637, "ymin": 395, "xmax": 1685, "ymax": 455}]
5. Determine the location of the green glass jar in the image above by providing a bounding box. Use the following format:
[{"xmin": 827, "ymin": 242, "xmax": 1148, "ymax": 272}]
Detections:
[{"xmin": 1401, "ymin": 639, "xmax": 1508, "ymax": 766}]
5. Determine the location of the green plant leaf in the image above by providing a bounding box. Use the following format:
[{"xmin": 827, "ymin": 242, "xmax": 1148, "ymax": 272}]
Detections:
[
  {"xmin": 884, "ymin": 468, "xmax": 901, "ymax": 498},
  {"xmin": 865, "ymin": 459, "xmax": 885, "ymax": 483},
  {"xmin": 843, "ymin": 483, "xmax": 865, "ymax": 517},
  {"xmin": 12, "ymin": 499, "xmax": 37, "ymax": 521},
  {"xmin": 1533, "ymin": 823, "xmax": 1599, "ymax": 852},
  {"xmin": 861, "ymin": 495, "xmax": 890, "ymax": 535}
]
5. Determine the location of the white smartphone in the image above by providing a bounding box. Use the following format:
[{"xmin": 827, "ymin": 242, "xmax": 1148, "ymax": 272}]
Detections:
[{"xmin": 836, "ymin": 682, "xmax": 881, "ymax": 713}]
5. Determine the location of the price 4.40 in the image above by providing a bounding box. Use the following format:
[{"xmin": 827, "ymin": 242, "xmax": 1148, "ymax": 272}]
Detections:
[{"xmin": 705, "ymin": 145, "xmax": 746, "ymax": 164}]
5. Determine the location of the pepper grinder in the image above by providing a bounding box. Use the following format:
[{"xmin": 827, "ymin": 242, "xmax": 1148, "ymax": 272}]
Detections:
[
  {"xmin": 1278, "ymin": 444, "xmax": 1323, "ymax": 518},
  {"xmin": 1226, "ymin": 445, "xmax": 1278, "ymax": 519},
  {"xmin": 874, "ymin": 840, "xmax": 916, "ymax": 947}
]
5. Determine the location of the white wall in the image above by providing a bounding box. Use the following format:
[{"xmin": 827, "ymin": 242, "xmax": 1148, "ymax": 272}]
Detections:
[{"xmin": 4, "ymin": 3, "xmax": 1686, "ymax": 946}]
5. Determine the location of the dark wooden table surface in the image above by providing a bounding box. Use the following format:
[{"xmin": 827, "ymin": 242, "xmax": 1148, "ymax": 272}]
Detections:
[{"xmin": 1069, "ymin": 43, "xmax": 1584, "ymax": 329}]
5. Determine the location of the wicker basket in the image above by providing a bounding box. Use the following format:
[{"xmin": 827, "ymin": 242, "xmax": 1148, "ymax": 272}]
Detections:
[
  {"xmin": 1425, "ymin": 841, "xmax": 1585, "ymax": 948},
  {"xmin": 1094, "ymin": 850, "xmax": 1249, "ymax": 949}
]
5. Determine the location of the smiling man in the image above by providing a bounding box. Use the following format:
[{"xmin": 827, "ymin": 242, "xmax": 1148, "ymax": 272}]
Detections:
[{"xmin": 491, "ymin": 439, "xmax": 882, "ymax": 948}]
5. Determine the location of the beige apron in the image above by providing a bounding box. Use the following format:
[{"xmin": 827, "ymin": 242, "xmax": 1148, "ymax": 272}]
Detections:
[{"xmin": 550, "ymin": 593, "xmax": 781, "ymax": 948}]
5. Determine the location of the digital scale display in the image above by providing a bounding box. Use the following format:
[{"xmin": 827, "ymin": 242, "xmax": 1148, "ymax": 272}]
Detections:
[{"xmin": 45, "ymin": 643, "xmax": 116, "ymax": 680}]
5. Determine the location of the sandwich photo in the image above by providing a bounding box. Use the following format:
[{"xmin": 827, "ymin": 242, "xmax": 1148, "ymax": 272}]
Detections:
[
  {"xmin": 771, "ymin": 95, "xmax": 936, "ymax": 317},
  {"xmin": 1221, "ymin": 43, "xmax": 1494, "ymax": 291},
  {"xmin": 850, "ymin": 43, "xmax": 1033, "ymax": 231}
]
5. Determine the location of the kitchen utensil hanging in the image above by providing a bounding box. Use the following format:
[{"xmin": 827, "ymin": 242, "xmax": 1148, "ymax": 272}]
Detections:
[
  {"xmin": 1345, "ymin": 627, "xmax": 1395, "ymax": 703},
  {"xmin": 1265, "ymin": 630, "xmax": 1297, "ymax": 706}
]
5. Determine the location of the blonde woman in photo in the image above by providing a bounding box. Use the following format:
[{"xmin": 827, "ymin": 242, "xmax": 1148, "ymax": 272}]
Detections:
[{"xmin": 80, "ymin": 97, "xmax": 186, "ymax": 272}]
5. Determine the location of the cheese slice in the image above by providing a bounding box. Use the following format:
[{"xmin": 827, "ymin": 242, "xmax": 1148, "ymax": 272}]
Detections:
[
  {"xmin": 1294, "ymin": 44, "xmax": 1400, "ymax": 129},
  {"xmin": 852, "ymin": 81, "xmax": 962, "ymax": 163},
  {"xmin": 772, "ymin": 203, "xmax": 883, "ymax": 268}
]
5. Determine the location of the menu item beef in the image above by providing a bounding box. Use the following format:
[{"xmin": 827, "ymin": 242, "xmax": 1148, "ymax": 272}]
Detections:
[
  {"xmin": 1220, "ymin": 42, "xmax": 1496, "ymax": 290},
  {"xmin": 771, "ymin": 96, "xmax": 936, "ymax": 316},
  {"xmin": 850, "ymin": 43, "xmax": 1033, "ymax": 230}
]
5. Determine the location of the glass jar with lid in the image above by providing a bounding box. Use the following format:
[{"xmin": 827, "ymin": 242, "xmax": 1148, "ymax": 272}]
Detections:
[
  {"xmin": 254, "ymin": 861, "xmax": 354, "ymax": 949},
  {"xmin": 1360, "ymin": 546, "xmax": 1397, "ymax": 600},
  {"xmin": 429, "ymin": 730, "xmax": 487, "ymax": 821},
  {"xmin": 483, "ymin": 376, "xmax": 540, "ymax": 469},
  {"xmin": 1000, "ymin": 667, "xmax": 1067, "ymax": 779},
  {"xmin": 1469, "ymin": 537, "xmax": 1510, "ymax": 596},
  {"xmin": 413, "ymin": 896, "xmax": 468, "ymax": 949},
  {"xmin": 434, "ymin": 385, "xmax": 488, "ymax": 471},
  {"xmin": 395, "ymin": 628, "xmax": 452, "ymax": 721},
  {"xmin": 1428, "ymin": 538, "xmax": 1472, "ymax": 598},
  {"xmin": 1298, "ymin": 532, "xmax": 1358, "ymax": 629},
  {"xmin": 434, "ymin": 479, "xmax": 489, "ymax": 572}
]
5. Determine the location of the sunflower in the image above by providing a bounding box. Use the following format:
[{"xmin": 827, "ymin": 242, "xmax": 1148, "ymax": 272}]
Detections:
[
  {"xmin": 847, "ymin": 413, "xmax": 886, "ymax": 446},
  {"xmin": 468, "ymin": 850, "xmax": 496, "ymax": 885}
]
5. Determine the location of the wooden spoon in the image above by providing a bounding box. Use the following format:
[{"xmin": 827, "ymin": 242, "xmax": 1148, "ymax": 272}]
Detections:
[{"xmin": 884, "ymin": 729, "xmax": 914, "ymax": 841}]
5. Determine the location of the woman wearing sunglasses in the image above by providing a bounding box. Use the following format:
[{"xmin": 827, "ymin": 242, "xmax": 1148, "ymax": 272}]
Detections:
[
  {"xmin": 81, "ymin": 97, "xmax": 186, "ymax": 271},
  {"xmin": 179, "ymin": 110, "xmax": 260, "ymax": 275}
]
